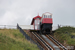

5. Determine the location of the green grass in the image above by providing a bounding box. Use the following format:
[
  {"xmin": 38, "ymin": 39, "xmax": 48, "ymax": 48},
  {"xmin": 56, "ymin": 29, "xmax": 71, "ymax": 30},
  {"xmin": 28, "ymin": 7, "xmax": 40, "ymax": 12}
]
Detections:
[
  {"xmin": 54, "ymin": 26, "xmax": 75, "ymax": 46},
  {"xmin": 0, "ymin": 29, "xmax": 39, "ymax": 50}
]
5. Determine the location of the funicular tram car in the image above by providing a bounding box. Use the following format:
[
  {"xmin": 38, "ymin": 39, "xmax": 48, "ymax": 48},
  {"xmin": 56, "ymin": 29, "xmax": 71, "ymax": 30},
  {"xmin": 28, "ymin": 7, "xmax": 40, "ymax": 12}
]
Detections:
[{"xmin": 31, "ymin": 12, "xmax": 53, "ymax": 34}]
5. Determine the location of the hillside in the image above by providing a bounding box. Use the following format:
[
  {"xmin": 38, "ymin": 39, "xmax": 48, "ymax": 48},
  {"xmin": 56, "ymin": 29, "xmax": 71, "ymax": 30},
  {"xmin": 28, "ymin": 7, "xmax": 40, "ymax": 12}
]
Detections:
[
  {"xmin": 0, "ymin": 29, "xmax": 39, "ymax": 50},
  {"xmin": 54, "ymin": 26, "xmax": 75, "ymax": 46}
]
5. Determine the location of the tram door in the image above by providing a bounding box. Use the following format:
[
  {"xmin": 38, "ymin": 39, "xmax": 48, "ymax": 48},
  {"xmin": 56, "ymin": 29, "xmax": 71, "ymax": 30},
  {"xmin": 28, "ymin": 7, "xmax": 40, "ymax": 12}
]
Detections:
[{"xmin": 34, "ymin": 18, "xmax": 40, "ymax": 30}]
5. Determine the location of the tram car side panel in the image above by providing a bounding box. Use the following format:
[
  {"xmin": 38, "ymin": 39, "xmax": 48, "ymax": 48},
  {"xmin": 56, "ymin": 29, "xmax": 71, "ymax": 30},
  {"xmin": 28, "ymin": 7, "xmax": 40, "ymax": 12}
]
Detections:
[{"xmin": 42, "ymin": 18, "xmax": 53, "ymax": 23}]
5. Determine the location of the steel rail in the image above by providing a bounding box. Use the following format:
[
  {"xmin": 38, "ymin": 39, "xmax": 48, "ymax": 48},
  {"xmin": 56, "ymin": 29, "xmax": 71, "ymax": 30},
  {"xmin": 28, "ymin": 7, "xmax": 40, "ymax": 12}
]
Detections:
[
  {"xmin": 33, "ymin": 32, "xmax": 52, "ymax": 50},
  {"xmin": 46, "ymin": 35, "xmax": 62, "ymax": 50},
  {"xmin": 31, "ymin": 32, "xmax": 48, "ymax": 50},
  {"xmin": 48, "ymin": 35, "xmax": 68, "ymax": 50},
  {"xmin": 36, "ymin": 33, "xmax": 55, "ymax": 50},
  {"xmin": 35, "ymin": 32, "xmax": 53, "ymax": 50}
]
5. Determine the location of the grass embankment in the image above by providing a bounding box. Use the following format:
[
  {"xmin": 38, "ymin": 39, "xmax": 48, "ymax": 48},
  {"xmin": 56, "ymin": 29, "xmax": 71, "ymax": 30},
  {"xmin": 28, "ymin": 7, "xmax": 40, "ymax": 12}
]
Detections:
[
  {"xmin": 54, "ymin": 26, "xmax": 75, "ymax": 46},
  {"xmin": 0, "ymin": 29, "xmax": 39, "ymax": 50}
]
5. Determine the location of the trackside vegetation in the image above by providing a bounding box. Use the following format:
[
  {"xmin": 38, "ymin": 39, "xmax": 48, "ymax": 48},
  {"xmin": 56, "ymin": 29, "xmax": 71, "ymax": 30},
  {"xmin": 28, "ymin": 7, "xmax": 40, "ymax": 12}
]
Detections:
[
  {"xmin": 0, "ymin": 29, "xmax": 39, "ymax": 50},
  {"xmin": 54, "ymin": 26, "xmax": 75, "ymax": 46}
]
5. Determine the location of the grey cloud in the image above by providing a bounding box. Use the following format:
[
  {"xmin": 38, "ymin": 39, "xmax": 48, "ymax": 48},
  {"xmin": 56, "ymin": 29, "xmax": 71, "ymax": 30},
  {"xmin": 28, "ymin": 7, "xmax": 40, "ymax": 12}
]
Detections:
[{"xmin": 0, "ymin": 0, "xmax": 75, "ymax": 26}]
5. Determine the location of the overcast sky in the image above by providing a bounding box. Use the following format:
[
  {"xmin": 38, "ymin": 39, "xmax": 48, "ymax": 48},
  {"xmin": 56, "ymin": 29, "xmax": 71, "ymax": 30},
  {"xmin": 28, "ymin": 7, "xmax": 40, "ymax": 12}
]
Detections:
[{"xmin": 0, "ymin": 0, "xmax": 75, "ymax": 26}]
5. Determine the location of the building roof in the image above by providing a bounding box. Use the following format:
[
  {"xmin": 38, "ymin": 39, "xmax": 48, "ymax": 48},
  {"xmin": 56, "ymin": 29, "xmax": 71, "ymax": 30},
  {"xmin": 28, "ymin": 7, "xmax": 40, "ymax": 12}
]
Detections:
[{"xmin": 31, "ymin": 15, "xmax": 41, "ymax": 25}]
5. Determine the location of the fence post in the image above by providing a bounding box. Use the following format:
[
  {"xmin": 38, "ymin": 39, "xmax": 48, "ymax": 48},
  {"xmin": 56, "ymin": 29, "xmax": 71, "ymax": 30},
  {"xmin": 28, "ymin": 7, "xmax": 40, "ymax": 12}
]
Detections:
[
  {"xmin": 4, "ymin": 25, "xmax": 6, "ymax": 29},
  {"xmin": 58, "ymin": 24, "xmax": 61, "ymax": 28}
]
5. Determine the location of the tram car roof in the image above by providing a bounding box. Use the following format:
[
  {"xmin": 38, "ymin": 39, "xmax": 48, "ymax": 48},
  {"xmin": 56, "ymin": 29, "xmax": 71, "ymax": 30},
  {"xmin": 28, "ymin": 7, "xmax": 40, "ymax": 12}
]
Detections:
[
  {"xmin": 42, "ymin": 12, "xmax": 52, "ymax": 16},
  {"xmin": 31, "ymin": 15, "xmax": 41, "ymax": 25}
]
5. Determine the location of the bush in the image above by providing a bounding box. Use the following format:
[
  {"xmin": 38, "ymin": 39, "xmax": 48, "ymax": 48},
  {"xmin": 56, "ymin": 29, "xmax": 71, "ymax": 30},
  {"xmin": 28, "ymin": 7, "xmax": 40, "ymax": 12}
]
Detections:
[{"xmin": 54, "ymin": 26, "xmax": 75, "ymax": 46}]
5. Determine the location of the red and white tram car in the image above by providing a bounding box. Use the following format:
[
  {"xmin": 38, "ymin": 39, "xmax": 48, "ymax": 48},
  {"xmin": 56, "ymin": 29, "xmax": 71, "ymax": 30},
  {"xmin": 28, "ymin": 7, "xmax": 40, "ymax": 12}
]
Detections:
[
  {"xmin": 40, "ymin": 12, "xmax": 53, "ymax": 33},
  {"xmin": 31, "ymin": 15, "xmax": 41, "ymax": 30},
  {"xmin": 31, "ymin": 12, "xmax": 53, "ymax": 33}
]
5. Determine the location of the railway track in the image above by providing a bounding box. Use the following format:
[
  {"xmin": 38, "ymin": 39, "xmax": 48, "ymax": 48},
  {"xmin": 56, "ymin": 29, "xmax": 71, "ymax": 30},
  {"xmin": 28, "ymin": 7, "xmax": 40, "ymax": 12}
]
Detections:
[
  {"xmin": 45, "ymin": 35, "xmax": 62, "ymax": 50},
  {"xmin": 18, "ymin": 24, "xmax": 68, "ymax": 50},
  {"xmin": 29, "ymin": 32, "xmax": 68, "ymax": 50},
  {"xmin": 46, "ymin": 34, "xmax": 68, "ymax": 50},
  {"xmin": 30, "ymin": 32, "xmax": 53, "ymax": 50},
  {"xmin": 36, "ymin": 33, "xmax": 55, "ymax": 50}
]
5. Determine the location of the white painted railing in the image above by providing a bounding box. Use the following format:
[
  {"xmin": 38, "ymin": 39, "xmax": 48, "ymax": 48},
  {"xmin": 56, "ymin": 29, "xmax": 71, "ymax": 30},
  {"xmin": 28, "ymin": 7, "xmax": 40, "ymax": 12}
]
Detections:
[{"xmin": 0, "ymin": 25, "xmax": 17, "ymax": 29}]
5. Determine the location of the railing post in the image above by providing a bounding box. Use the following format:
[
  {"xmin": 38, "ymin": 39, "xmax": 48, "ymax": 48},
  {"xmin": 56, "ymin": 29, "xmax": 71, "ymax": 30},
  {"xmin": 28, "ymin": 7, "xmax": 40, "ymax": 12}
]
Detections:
[{"xmin": 17, "ymin": 23, "xmax": 19, "ymax": 29}]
